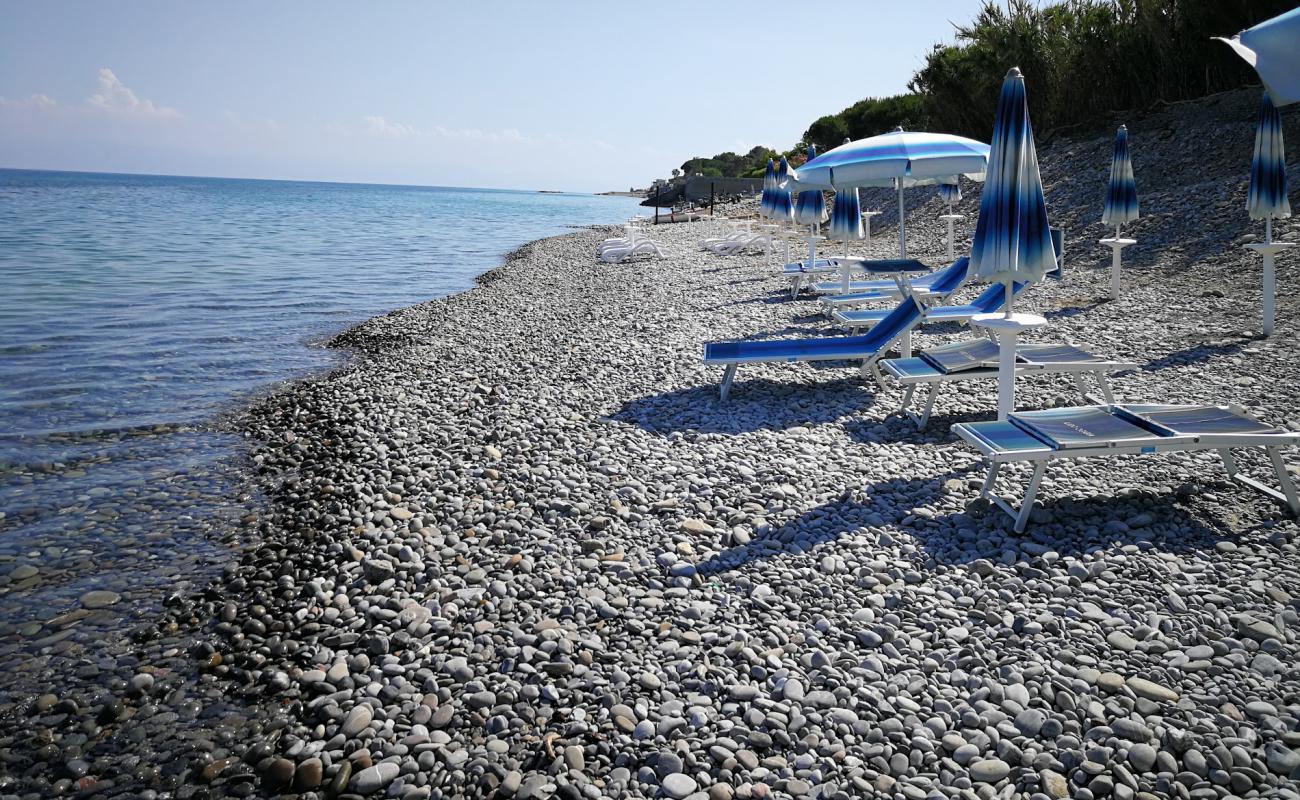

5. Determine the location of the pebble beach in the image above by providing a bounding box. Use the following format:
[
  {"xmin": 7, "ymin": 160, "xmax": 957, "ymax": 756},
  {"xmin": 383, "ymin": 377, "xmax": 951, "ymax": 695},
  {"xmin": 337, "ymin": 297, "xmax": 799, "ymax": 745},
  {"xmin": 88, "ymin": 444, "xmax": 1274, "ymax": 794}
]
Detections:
[{"xmin": 2, "ymin": 88, "xmax": 1300, "ymax": 800}]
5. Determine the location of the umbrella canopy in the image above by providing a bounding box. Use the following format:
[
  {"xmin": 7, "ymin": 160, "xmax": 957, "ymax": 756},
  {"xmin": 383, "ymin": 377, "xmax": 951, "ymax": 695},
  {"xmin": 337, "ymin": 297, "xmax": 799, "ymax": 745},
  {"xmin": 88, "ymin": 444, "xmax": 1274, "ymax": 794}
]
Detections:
[
  {"xmin": 938, "ymin": 181, "xmax": 962, "ymax": 206},
  {"xmin": 790, "ymin": 129, "xmax": 989, "ymax": 190},
  {"xmin": 970, "ymin": 67, "xmax": 1055, "ymax": 295},
  {"xmin": 1101, "ymin": 125, "xmax": 1139, "ymax": 229},
  {"xmin": 794, "ymin": 145, "xmax": 827, "ymax": 227},
  {"xmin": 1248, "ymin": 92, "xmax": 1291, "ymax": 224},
  {"xmin": 791, "ymin": 129, "xmax": 989, "ymax": 257},
  {"xmin": 1217, "ymin": 7, "xmax": 1300, "ymax": 107}
]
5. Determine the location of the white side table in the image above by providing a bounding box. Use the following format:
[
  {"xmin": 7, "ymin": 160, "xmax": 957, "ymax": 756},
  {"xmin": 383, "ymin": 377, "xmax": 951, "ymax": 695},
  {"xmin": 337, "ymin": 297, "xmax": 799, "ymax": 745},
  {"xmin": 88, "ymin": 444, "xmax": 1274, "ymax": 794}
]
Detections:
[
  {"xmin": 1246, "ymin": 241, "xmax": 1295, "ymax": 336},
  {"xmin": 939, "ymin": 213, "xmax": 965, "ymax": 261},
  {"xmin": 861, "ymin": 211, "xmax": 882, "ymax": 243},
  {"xmin": 970, "ymin": 312, "xmax": 1047, "ymax": 420},
  {"xmin": 1099, "ymin": 237, "xmax": 1136, "ymax": 300}
]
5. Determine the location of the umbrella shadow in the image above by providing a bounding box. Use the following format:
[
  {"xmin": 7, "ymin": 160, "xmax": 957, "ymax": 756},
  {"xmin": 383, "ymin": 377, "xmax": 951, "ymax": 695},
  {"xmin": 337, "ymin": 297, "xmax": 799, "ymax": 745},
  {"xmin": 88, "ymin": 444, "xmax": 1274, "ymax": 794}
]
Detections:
[
  {"xmin": 1140, "ymin": 334, "xmax": 1263, "ymax": 373},
  {"xmin": 697, "ymin": 468, "xmax": 1246, "ymax": 577},
  {"xmin": 696, "ymin": 471, "xmax": 972, "ymax": 575},
  {"xmin": 1042, "ymin": 299, "xmax": 1108, "ymax": 320},
  {"xmin": 613, "ymin": 377, "xmax": 875, "ymax": 435},
  {"xmin": 696, "ymin": 293, "xmax": 789, "ymax": 312}
]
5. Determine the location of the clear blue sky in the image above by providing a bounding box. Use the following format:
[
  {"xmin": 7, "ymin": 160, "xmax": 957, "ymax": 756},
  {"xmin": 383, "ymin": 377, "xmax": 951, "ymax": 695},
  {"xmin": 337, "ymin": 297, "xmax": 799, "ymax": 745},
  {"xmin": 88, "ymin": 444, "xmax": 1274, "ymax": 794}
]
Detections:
[{"xmin": 0, "ymin": 1, "xmax": 984, "ymax": 192}]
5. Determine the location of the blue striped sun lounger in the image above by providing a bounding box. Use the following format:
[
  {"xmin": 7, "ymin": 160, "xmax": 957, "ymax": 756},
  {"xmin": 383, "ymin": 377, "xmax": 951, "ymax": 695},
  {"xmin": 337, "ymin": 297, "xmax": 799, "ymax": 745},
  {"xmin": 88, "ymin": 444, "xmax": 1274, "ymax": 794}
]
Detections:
[
  {"xmin": 702, "ymin": 295, "xmax": 924, "ymax": 400},
  {"xmin": 833, "ymin": 280, "xmax": 1027, "ymax": 332},
  {"xmin": 954, "ymin": 404, "xmax": 1300, "ymax": 531},
  {"xmin": 880, "ymin": 341, "xmax": 1137, "ymax": 429},
  {"xmin": 819, "ymin": 257, "xmax": 971, "ymax": 310},
  {"xmin": 808, "ymin": 258, "xmax": 935, "ymax": 296}
]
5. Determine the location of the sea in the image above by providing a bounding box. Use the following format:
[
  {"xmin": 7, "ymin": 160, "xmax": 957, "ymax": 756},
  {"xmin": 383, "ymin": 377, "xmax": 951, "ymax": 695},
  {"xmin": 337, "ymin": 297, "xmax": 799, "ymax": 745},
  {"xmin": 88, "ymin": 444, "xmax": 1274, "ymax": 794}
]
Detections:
[{"xmin": 0, "ymin": 168, "xmax": 645, "ymax": 639}]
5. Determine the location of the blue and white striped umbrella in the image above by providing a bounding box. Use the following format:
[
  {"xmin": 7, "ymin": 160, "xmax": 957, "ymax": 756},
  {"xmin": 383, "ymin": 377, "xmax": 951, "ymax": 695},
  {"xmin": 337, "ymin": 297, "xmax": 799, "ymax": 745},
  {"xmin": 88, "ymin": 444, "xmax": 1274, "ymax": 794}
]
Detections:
[
  {"xmin": 1217, "ymin": 8, "xmax": 1300, "ymax": 108},
  {"xmin": 759, "ymin": 158, "xmax": 776, "ymax": 219},
  {"xmin": 827, "ymin": 177, "xmax": 863, "ymax": 242},
  {"xmin": 970, "ymin": 67, "xmax": 1055, "ymax": 308},
  {"xmin": 793, "ymin": 145, "xmax": 827, "ymax": 228},
  {"xmin": 938, "ymin": 180, "xmax": 962, "ymax": 207},
  {"xmin": 1101, "ymin": 125, "xmax": 1139, "ymax": 231},
  {"xmin": 1248, "ymin": 92, "xmax": 1291, "ymax": 228},
  {"xmin": 771, "ymin": 157, "xmax": 794, "ymax": 222},
  {"xmin": 791, "ymin": 128, "xmax": 989, "ymax": 257}
]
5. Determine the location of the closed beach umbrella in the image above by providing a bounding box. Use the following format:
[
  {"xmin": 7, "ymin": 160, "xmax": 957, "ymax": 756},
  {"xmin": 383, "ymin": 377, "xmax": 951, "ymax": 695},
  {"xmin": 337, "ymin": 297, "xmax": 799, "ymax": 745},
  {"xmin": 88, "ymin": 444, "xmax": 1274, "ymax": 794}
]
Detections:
[
  {"xmin": 1246, "ymin": 92, "xmax": 1292, "ymax": 335},
  {"xmin": 790, "ymin": 128, "xmax": 989, "ymax": 257},
  {"xmin": 772, "ymin": 157, "xmax": 794, "ymax": 222},
  {"xmin": 1248, "ymin": 93, "xmax": 1291, "ymax": 229},
  {"xmin": 938, "ymin": 180, "xmax": 962, "ymax": 209},
  {"xmin": 970, "ymin": 67, "xmax": 1055, "ymax": 316},
  {"xmin": 1217, "ymin": 7, "xmax": 1300, "ymax": 108},
  {"xmin": 759, "ymin": 159, "xmax": 775, "ymax": 219},
  {"xmin": 1101, "ymin": 125, "xmax": 1139, "ymax": 235},
  {"xmin": 793, "ymin": 146, "xmax": 827, "ymax": 230},
  {"xmin": 969, "ymin": 67, "xmax": 1055, "ymax": 420},
  {"xmin": 828, "ymin": 173, "xmax": 863, "ymax": 293}
]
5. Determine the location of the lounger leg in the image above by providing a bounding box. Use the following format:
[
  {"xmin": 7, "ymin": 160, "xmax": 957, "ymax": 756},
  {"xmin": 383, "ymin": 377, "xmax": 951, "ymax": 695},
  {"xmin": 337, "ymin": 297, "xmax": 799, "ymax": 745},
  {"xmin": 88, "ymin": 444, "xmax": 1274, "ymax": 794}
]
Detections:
[
  {"xmin": 1219, "ymin": 447, "xmax": 1238, "ymax": 479},
  {"xmin": 1267, "ymin": 447, "xmax": 1300, "ymax": 514},
  {"xmin": 899, "ymin": 385, "xmax": 916, "ymax": 416},
  {"xmin": 1097, "ymin": 373, "xmax": 1116, "ymax": 404},
  {"xmin": 719, "ymin": 365, "xmax": 738, "ymax": 401},
  {"xmin": 790, "ymin": 277, "xmax": 801, "ymax": 301},
  {"xmin": 980, "ymin": 461, "xmax": 1000, "ymax": 498},
  {"xmin": 900, "ymin": 328, "xmax": 912, "ymax": 359},
  {"xmin": 863, "ymin": 359, "xmax": 888, "ymax": 392},
  {"xmin": 1072, "ymin": 373, "xmax": 1089, "ymax": 400},
  {"xmin": 1014, "ymin": 462, "xmax": 1047, "ymax": 533},
  {"xmin": 919, "ymin": 384, "xmax": 939, "ymax": 429}
]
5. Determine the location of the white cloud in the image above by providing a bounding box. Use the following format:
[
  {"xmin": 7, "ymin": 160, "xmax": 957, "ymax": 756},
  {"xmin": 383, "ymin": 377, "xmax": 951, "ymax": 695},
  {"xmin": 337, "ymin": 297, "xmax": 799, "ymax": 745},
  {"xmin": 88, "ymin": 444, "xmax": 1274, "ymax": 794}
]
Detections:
[
  {"xmin": 0, "ymin": 93, "xmax": 57, "ymax": 110},
  {"xmin": 364, "ymin": 115, "xmax": 416, "ymax": 138},
  {"xmin": 592, "ymin": 138, "xmax": 615, "ymax": 152},
  {"xmin": 87, "ymin": 68, "xmax": 179, "ymax": 118}
]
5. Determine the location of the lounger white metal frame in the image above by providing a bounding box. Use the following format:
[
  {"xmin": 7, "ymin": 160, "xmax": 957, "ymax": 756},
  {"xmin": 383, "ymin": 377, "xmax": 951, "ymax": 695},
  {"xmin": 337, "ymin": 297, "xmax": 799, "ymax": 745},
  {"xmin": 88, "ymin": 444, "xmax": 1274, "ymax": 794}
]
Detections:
[
  {"xmin": 954, "ymin": 404, "xmax": 1300, "ymax": 532},
  {"xmin": 880, "ymin": 344, "xmax": 1138, "ymax": 428}
]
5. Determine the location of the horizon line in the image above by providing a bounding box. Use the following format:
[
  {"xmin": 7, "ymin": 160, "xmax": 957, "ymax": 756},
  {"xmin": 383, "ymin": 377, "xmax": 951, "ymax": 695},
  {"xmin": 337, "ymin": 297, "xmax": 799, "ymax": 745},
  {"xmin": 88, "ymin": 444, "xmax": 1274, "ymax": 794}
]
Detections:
[{"xmin": 0, "ymin": 164, "xmax": 635, "ymax": 197}]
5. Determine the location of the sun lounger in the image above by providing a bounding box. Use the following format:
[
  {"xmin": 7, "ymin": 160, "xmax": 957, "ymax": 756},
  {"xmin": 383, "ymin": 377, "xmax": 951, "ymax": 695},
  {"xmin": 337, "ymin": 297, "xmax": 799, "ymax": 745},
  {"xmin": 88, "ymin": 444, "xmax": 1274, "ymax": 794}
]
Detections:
[
  {"xmin": 706, "ymin": 232, "xmax": 770, "ymax": 256},
  {"xmin": 602, "ymin": 237, "xmax": 664, "ymax": 263},
  {"xmin": 880, "ymin": 340, "xmax": 1137, "ymax": 428},
  {"xmin": 702, "ymin": 296, "xmax": 924, "ymax": 400},
  {"xmin": 783, "ymin": 258, "xmax": 843, "ymax": 298},
  {"xmin": 954, "ymin": 403, "xmax": 1300, "ymax": 531},
  {"xmin": 834, "ymin": 280, "xmax": 1026, "ymax": 332},
  {"xmin": 820, "ymin": 258, "xmax": 972, "ymax": 310},
  {"xmin": 807, "ymin": 258, "xmax": 935, "ymax": 296}
]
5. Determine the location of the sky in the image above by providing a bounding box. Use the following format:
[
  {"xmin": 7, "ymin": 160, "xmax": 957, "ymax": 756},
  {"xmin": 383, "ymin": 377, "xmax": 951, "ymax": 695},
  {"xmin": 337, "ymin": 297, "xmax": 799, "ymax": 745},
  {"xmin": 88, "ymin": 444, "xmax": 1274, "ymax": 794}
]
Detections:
[{"xmin": 0, "ymin": 1, "xmax": 985, "ymax": 193}]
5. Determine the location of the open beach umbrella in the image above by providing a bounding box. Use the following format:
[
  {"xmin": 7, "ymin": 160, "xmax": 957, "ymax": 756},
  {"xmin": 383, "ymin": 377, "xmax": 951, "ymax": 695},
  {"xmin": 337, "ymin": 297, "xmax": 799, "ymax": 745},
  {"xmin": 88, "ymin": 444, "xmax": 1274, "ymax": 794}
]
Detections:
[
  {"xmin": 1101, "ymin": 125, "xmax": 1139, "ymax": 236},
  {"xmin": 793, "ymin": 146, "xmax": 827, "ymax": 231},
  {"xmin": 1247, "ymin": 92, "xmax": 1292, "ymax": 335},
  {"xmin": 790, "ymin": 128, "xmax": 990, "ymax": 258},
  {"xmin": 1217, "ymin": 7, "xmax": 1300, "ymax": 108},
  {"xmin": 970, "ymin": 67, "xmax": 1055, "ymax": 312}
]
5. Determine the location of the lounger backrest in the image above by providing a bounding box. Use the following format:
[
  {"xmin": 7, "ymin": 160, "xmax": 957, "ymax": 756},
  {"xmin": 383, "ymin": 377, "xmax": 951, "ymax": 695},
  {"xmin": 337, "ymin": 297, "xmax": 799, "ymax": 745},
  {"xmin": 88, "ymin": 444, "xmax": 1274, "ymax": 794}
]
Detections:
[
  {"xmin": 927, "ymin": 257, "xmax": 972, "ymax": 296},
  {"xmin": 861, "ymin": 295, "xmax": 925, "ymax": 351},
  {"xmin": 1046, "ymin": 227, "xmax": 1065, "ymax": 281},
  {"xmin": 969, "ymin": 280, "xmax": 1028, "ymax": 314}
]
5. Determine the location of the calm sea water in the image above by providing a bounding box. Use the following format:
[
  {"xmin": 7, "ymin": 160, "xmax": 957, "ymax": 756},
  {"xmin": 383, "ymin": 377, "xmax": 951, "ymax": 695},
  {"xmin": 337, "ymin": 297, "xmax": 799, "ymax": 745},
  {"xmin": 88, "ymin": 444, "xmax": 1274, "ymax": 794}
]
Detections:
[{"xmin": 0, "ymin": 169, "xmax": 643, "ymax": 635}]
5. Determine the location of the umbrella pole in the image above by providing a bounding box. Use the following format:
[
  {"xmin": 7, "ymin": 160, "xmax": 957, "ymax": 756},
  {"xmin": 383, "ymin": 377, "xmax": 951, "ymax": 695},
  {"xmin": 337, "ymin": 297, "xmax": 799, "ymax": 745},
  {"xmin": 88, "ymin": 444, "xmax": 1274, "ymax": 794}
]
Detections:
[
  {"xmin": 1265, "ymin": 216, "xmax": 1275, "ymax": 335},
  {"xmin": 897, "ymin": 182, "xmax": 907, "ymax": 258}
]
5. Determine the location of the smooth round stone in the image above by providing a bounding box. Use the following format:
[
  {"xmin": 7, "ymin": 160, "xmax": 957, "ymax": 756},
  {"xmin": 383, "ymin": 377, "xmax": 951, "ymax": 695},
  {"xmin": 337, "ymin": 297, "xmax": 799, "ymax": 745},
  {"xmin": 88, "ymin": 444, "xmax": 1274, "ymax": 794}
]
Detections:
[
  {"xmin": 80, "ymin": 590, "xmax": 122, "ymax": 608},
  {"xmin": 352, "ymin": 761, "xmax": 399, "ymax": 794},
  {"xmin": 295, "ymin": 758, "xmax": 323, "ymax": 790},
  {"xmin": 970, "ymin": 759, "xmax": 1011, "ymax": 783},
  {"xmin": 1127, "ymin": 744, "xmax": 1158, "ymax": 772},
  {"xmin": 662, "ymin": 773, "xmax": 697, "ymax": 799}
]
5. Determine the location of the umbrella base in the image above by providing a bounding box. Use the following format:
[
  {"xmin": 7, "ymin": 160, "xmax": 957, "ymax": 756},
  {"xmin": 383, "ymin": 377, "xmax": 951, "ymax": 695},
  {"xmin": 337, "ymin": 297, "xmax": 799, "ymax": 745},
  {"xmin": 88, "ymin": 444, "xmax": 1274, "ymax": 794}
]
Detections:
[
  {"xmin": 971, "ymin": 313, "xmax": 1047, "ymax": 421},
  {"xmin": 1246, "ymin": 241, "xmax": 1296, "ymax": 336},
  {"xmin": 1099, "ymin": 237, "xmax": 1136, "ymax": 300}
]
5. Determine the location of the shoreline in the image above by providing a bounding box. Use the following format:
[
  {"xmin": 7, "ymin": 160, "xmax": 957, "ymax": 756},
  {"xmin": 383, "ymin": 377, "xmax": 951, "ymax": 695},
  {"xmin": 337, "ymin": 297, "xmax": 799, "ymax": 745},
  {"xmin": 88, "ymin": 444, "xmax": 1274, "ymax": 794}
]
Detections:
[{"xmin": 3, "ymin": 88, "xmax": 1299, "ymax": 799}]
